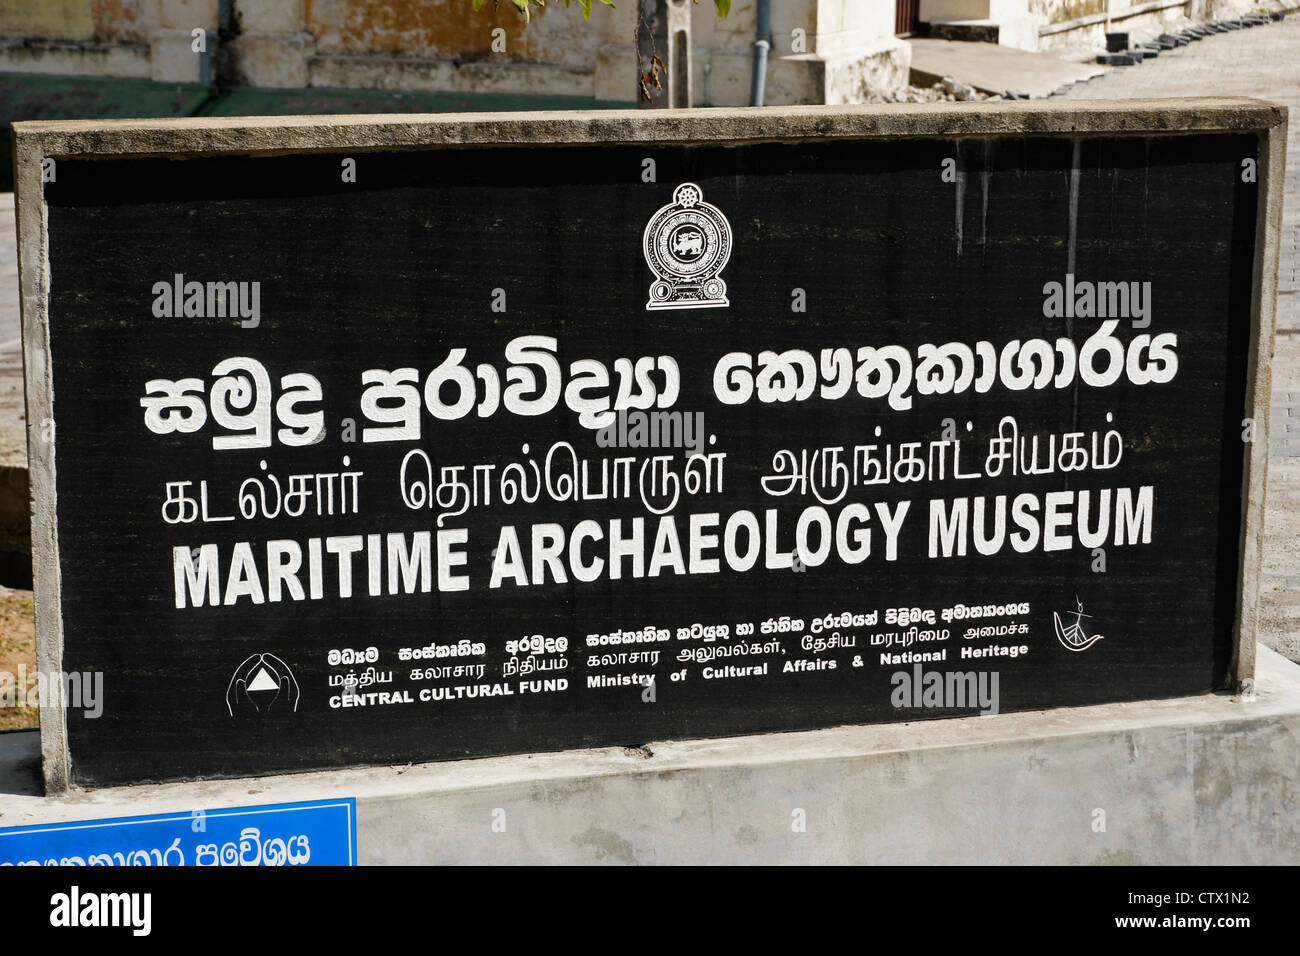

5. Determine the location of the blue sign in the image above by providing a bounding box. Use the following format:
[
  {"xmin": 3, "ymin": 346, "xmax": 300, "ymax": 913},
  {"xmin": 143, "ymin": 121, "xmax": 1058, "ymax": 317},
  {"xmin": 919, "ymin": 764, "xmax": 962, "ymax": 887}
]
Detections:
[{"xmin": 0, "ymin": 798, "xmax": 356, "ymax": 866}]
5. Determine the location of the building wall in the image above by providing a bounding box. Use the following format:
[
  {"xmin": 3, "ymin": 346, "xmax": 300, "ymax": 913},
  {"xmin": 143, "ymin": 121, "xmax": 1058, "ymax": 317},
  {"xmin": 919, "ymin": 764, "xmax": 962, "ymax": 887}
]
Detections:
[
  {"xmin": 0, "ymin": 0, "xmax": 910, "ymax": 104},
  {"xmin": 304, "ymin": 0, "xmax": 601, "ymax": 67},
  {"xmin": 0, "ymin": 0, "xmax": 94, "ymax": 41},
  {"xmin": 91, "ymin": 0, "xmax": 165, "ymax": 45},
  {"xmin": 3, "ymin": 0, "xmax": 1278, "ymax": 102},
  {"xmin": 686, "ymin": 0, "xmax": 910, "ymax": 106}
]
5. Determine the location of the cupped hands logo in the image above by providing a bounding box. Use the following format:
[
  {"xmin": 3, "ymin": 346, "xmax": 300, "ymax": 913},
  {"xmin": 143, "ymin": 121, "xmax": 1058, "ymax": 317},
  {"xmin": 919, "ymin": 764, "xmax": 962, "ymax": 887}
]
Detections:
[{"xmin": 227, "ymin": 653, "xmax": 300, "ymax": 715}]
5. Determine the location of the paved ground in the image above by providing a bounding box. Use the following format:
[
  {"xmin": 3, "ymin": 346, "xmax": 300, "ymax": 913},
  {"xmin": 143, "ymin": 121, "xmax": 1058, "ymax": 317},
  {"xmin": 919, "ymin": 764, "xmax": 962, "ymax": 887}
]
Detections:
[
  {"xmin": 909, "ymin": 37, "xmax": 1108, "ymax": 98},
  {"xmin": 1058, "ymin": 15, "xmax": 1300, "ymax": 660}
]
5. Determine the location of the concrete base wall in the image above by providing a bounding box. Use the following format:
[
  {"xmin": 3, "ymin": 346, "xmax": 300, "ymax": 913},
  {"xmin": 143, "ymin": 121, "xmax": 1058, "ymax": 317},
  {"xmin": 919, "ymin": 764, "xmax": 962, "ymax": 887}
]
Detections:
[
  {"xmin": 690, "ymin": 38, "xmax": 912, "ymax": 107},
  {"xmin": 315, "ymin": 54, "xmax": 595, "ymax": 98},
  {"xmin": 925, "ymin": 0, "xmax": 1300, "ymax": 57},
  {"xmin": 0, "ymin": 39, "xmax": 150, "ymax": 79},
  {"xmin": 774, "ymin": 39, "xmax": 914, "ymax": 107},
  {"xmin": 1037, "ymin": 2, "xmax": 1199, "ymax": 57},
  {"xmin": 4, "ymin": 645, "xmax": 1298, "ymax": 864},
  {"xmin": 927, "ymin": 17, "xmax": 1041, "ymax": 51}
]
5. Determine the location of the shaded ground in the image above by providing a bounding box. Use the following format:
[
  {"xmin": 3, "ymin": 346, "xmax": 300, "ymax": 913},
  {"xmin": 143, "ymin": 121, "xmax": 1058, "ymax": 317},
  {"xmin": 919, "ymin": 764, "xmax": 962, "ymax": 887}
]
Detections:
[{"xmin": 0, "ymin": 585, "xmax": 36, "ymax": 730}]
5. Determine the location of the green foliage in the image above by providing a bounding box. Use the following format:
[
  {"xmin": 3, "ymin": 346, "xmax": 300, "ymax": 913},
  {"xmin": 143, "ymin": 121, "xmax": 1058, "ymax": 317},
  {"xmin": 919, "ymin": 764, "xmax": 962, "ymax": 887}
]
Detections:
[{"xmin": 472, "ymin": 0, "xmax": 730, "ymax": 22}]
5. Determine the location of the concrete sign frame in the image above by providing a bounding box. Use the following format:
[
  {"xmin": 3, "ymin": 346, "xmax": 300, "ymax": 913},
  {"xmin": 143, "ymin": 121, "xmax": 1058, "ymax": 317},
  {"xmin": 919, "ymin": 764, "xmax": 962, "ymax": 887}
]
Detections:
[{"xmin": 14, "ymin": 99, "xmax": 1286, "ymax": 792}]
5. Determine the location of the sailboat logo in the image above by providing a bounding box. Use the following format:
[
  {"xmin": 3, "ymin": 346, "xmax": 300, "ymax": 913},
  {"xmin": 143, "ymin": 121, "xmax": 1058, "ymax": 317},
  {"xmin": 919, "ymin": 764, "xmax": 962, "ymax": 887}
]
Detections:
[{"xmin": 1054, "ymin": 598, "xmax": 1104, "ymax": 652}]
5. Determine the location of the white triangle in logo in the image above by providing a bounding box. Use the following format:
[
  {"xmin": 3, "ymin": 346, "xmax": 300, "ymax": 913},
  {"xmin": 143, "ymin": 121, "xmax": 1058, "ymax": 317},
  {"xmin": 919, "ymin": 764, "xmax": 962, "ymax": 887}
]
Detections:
[{"xmin": 247, "ymin": 667, "xmax": 279, "ymax": 692}]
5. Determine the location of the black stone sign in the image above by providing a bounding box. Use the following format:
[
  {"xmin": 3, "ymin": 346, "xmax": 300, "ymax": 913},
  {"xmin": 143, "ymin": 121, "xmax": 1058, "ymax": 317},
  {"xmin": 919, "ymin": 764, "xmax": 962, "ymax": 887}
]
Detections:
[{"xmin": 17, "ymin": 106, "xmax": 1280, "ymax": 787}]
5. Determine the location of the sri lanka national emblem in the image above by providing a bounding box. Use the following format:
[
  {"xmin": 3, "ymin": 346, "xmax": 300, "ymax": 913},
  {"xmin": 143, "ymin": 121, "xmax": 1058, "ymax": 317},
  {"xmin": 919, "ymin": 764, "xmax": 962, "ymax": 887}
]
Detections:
[{"xmin": 643, "ymin": 182, "xmax": 732, "ymax": 311}]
